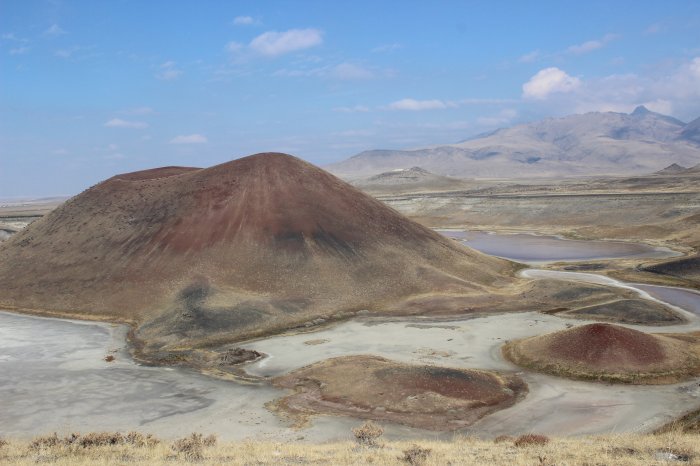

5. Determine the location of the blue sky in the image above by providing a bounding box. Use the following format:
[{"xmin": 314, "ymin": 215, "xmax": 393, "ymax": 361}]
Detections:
[{"xmin": 1, "ymin": 0, "xmax": 700, "ymax": 197}]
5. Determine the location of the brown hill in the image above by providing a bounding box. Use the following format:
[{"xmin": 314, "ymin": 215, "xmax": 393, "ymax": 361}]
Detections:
[
  {"xmin": 643, "ymin": 255, "xmax": 700, "ymax": 284},
  {"xmin": 272, "ymin": 355, "xmax": 527, "ymax": 431},
  {"xmin": 0, "ymin": 153, "xmax": 523, "ymax": 353},
  {"xmin": 503, "ymin": 323, "xmax": 700, "ymax": 383}
]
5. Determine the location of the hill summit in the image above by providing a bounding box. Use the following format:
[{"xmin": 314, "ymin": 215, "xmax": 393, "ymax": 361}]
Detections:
[{"xmin": 0, "ymin": 153, "xmax": 516, "ymax": 352}]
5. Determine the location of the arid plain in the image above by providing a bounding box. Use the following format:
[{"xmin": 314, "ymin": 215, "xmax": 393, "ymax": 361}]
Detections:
[{"xmin": 1, "ymin": 155, "xmax": 699, "ymax": 450}]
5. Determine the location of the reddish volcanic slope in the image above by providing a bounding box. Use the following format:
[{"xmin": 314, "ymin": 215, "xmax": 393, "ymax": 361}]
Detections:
[
  {"xmin": 0, "ymin": 153, "xmax": 513, "ymax": 351},
  {"xmin": 544, "ymin": 323, "xmax": 665, "ymax": 368},
  {"xmin": 504, "ymin": 323, "xmax": 700, "ymax": 383}
]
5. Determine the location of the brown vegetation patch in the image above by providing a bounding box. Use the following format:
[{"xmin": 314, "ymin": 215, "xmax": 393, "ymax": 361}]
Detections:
[
  {"xmin": 272, "ymin": 355, "xmax": 527, "ymax": 431},
  {"xmin": 644, "ymin": 255, "xmax": 700, "ymax": 282},
  {"xmin": 3, "ymin": 431, "xmax": 700, "ymax": 465},
  {"xmin": 503, "ymin": 323, "xmax": 700, "ymax": 383},
  {"xmin": 29, "ymin": 432, "xmax": 159, "ymax": 451},
  {"xmin": 514, "ymin": 434, "xmax": 550, "ymax": 447},
  {"xmin": 217, "ymin": 347, "xmax": 262, "ymax": 365},
  {"xmin": 171, "ymin": 433, "xmax": 217, "ymax": 461},
  {"xmin": 400, "ymin": 444, "xmax": 432, "ymax": 465},
  {"xmin": 558, "ymin": 299, "xmax": 685, "ymax": 326}
]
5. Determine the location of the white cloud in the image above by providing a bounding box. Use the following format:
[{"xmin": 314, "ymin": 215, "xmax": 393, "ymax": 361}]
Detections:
[
  {"xmin": 522, "ymin": 67, "xmax": 581, "ymax": 99},
  {"xmin": 567, "ymin": 33, "xmax": 619, "ymax": 55},
  {"xmin": 372, "ymin": 43, "xmax": 401, "ymax": 53},
  {"xmin": 2, "ymin": 32, "xmax": 28, "ymax": 42},
  {"xmin": 388, "ymin": 99, "xmax": 454, "ymax": 111},
  {"xmin": 226, "ymin": 41, "xmax": 244, "ymax": 53},
  {"xmin": 273, "ymin": 62, "xmax": 376, "ymax": 80},
  {"xmin": 333, "ymin": 105, "xmax": 370, "ymax": 113},
  {"xmin": 44, "ymin": 24, "xmax": 66, "ymax": 36},
  {"xmin": 9, "ymin": 46, "xmax": 29, "ymax": 55},
  {"xmin": 520, "ymin": 57, "xmax": 700, "ymax": 120},
  {"xmin": 249, "ymin": 28, "xmax": 322, "ymax": 56},
  {"xmin": 327, "ymin": 63, "xmax": 374, "ymax": 80},
  {"xmin": 52, "ymin": 148, "xmax": 68, "ymax": 155},
  {"xmin": 233, "ymin": 16, "xmax": 256, "ymax": 25},
  {"xmin": 518, "ymin": 50, "xmax": 540, "ymax": 63},
  {"xmin": 107, "ymin": 143, "xmax": 119, "ymax": 151},
  {"xmin": 170, "ymin": 134, "xmax": 207, "ymax": 144},
  {"xmin": 155, "ymin": 61, "xmax": 182, "ymax": 80},
  {"xmin": 104, "ymin": 118, "xmax": 148, "ymax": 129}
]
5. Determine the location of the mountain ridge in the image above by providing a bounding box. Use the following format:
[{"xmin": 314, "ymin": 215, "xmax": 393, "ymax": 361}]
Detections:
[{"xmin": 328, "ymin": 108, "xmax": 700, "ymax": 179}]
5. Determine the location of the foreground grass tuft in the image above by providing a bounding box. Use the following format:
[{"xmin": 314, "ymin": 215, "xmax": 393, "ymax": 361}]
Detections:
[
  {"xmin": 513, "ymin": 433, "xmax": 550, "ymax": 447},
  {"xmin": 352, "ymin": 421, "xmax": 384, "ymax": 447},
  {"xmin": 0, "ymin": 430, "xmax": 698, "ymax": 465},
  {"xmin": 171, "ymin": 433, "xmax": 217, "ymax": 461},
  {"xmin": 400, "ymin": 444, "xmax": 431, "ymax": 465}
]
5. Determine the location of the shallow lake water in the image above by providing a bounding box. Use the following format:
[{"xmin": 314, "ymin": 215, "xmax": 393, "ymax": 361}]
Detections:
[{"xmin": 437, "ymin": 229, "xmax": 681, "ymax": 263}]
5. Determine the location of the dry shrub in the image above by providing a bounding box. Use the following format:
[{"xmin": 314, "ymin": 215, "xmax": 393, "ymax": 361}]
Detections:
[
  {"xmin": 493, "ymin": 435, "xmax": 514, "ymax": 444},
  {"xmin": 514, "ymin": 434, "xmax": 550, "ymax": 447},
  {"xmin": 124, "ymin": 431, "xmax": 160, "ymax": 447},
  {"xmin": 104, "ymin": 355, "xmax": 115, "ymax": 362},
  {"xmin": 401, "ymin": 444, "xmax": 431, "ymax": 465},
  {"xmin": 352, "ymin": 421, "xmax": 384, "ymax": 447},
  {"xmin": 28, "ymin": 432, "xmax": 159, "ymax": 452},
  {"xmin": 77, "ymin": 432, "xmax": 124, "ymax": 448},
  {"xmin": 0, "ymin": 438, "xmax": 7, "ymax": 448},
  {"xmin": 171, "ymin": 433, "xmax": 217, "ymax": 461},
  {"xmin": 29, "ymin": 433, "xmax": 61, "ymax": 451}
]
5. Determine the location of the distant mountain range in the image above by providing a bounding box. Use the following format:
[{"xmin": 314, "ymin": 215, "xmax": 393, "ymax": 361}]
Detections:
[{"xmin": 328, "ymin": 106, "xmax": 700, "ymax": 179}]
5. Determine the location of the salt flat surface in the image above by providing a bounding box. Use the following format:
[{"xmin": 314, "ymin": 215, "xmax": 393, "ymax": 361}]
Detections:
[{"xmin": 2, "ymin": 270, "xmax": 699, "ymax": 440}]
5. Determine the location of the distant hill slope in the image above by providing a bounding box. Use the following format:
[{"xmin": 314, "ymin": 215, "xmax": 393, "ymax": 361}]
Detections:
[
  {"xmin": 328, "ymin": 107, "xmax": 700, "ymax": 178},
  {"xmin": 0, "ymin": 153, "xmax": 521, "ymax": 353},
  {"xmin": 351, "ymin": 166, "xmax": 473, "ymax": 194},
  {"xmin": 655, "ymin": 163, "xmax": 688, "ymax": 175},
  {"xmin": 681, "ymin": 116, "xmax": 700, "ymax": 144}
]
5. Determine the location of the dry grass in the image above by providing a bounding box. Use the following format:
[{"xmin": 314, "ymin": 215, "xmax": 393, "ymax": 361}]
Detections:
[
  {"xmin": 513, "ymin": 434, "xmax": 550, "ymax": 447},
  {"xmin": 352, "ymin": 421, "xmax": 384, "ymax": 447},
  {"xmin": 0, "ymin": 431, "xmax": 698, "ymax": 465}
]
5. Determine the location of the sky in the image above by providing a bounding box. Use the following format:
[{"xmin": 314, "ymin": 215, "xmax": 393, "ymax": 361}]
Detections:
[{"xmin": 1, "ymin": 0, "xmax": 700, "ymax": 197}]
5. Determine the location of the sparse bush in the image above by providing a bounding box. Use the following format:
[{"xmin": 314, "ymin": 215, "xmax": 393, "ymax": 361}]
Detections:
[
  {"xmin": 28, "ymin": 431, "xmax": 160, "ymax": 452},
  {"xmin": 493, "ymin": 435, "xmax": 514, "ymax": 444},
  {"xmin": 172, "ymin": 433, "xmax": 217, "ymax": 461},
  {"xmin": 401, "ymin": 444, "xmax": 431, "ymax": 465},
  {"xmin": 104, "ymin": 355, "xmax": 115, "ymax": 362},
  {"xmin": 514, "ymin": 434, "xmax": 550, "ymax": 447},
  {"xmin": 125, "ymin": 431, "xmax": 160, "ymax": 447},
  {"xmin": 77, "ymin": 432, "xmax": 124, "ymax": 448},
  {"xmin": 29, "ymin": 433, "xmax": 60, "ymax": 451},
  {"xmin": 352, "ymin": 421, "xmax": 384, "ymax": 447},
  {"xmin": 0, "ymin": 438, "xmax": 7, "ymax": 448}
]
